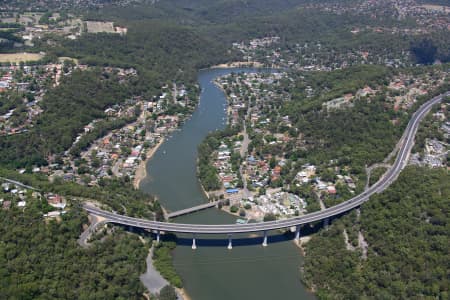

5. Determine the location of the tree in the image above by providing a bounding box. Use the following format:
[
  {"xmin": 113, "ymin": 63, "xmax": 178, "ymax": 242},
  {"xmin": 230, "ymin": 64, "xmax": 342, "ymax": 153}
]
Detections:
[
  {"xmin": 263, "ymin": 213, "xmax": 276, "ymax": 222},
  {"xmin": 159, "ymin": 285, "xmax": 177, "ymax": 300},
  {"xmin": 410, "ymin": 38, "xmax": 437, "ymax": 65}
]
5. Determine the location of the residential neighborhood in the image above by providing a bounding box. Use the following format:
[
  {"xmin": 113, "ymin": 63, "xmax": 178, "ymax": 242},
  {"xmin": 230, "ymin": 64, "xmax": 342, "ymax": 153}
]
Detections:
[
  {"xmin": 203, "ymin": 67, "xmax": 448, "ymax": 222},
  {"xmin": 410, "ymin": 101, "xmax": 449, "ymax": 168},
  {"xmin": 0, "ymin": 61, "xmax": 74, "ymax": 136},
  {"xmin": 1, "ymin": 179, "xmax": 67, "ymax": 218},
  {"xmin": 44, "ymin": 78, "xmax": 197, "ymax": 187},
  {"xmin": 231, "ymin": 1, "xmax": 449, "ymax": 71},
  {"xmin": 0, "ymin": 11, "xmax": 127, "ymax": 44}
]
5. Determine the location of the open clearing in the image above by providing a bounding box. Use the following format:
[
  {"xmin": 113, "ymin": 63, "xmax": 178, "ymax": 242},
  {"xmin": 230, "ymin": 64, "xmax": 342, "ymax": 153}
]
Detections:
[
  {"xmin": 0, "ymin": 53, "xmax": 44, "ymax": 63},
  {"xmin": 420, "ymin": 5, "xmax": 449, "ymax": 13},
  {"xmin": 86, "ymin": 21, "xmax": 115, "ymax": 33},
  {"xmin": 58, "ymin": 56, "xmax": 79, "ymax": 64}
]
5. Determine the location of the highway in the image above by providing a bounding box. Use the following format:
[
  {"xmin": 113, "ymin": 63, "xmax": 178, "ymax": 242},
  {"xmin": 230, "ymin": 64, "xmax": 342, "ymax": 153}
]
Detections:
[{"xmin": 84, "ymin": 91, "xmax": 449, "ymax": 234}]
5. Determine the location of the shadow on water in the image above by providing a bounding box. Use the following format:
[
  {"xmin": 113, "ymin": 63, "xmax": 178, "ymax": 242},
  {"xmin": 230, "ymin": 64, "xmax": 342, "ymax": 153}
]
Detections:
[
  {"xmin": 116, "ymin": 207, "xmax": 348, "ymax": 249},
  {"xmin": 173, "ymin": 232, "xmax": 291, "ymax": 248},
  {"xmin": 137, "ymin": 219, "xmax": 333, "ymax": 248}
]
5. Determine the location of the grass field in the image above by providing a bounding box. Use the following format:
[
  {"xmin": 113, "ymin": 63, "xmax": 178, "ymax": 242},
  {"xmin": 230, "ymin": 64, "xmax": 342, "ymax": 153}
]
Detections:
[
  {"xmin": 0, "ymin": 53, "xmax": 44, "ymax": 63},
  {"xmin": 420, "ymin": 5, "xmax": 449, "ymax": 12},
  {"xmin": 86, "ymin": 21, "xmax": 115, "ymax": 33},
  {"xmin": 58, "ymin": 57, "xmax": 79, "ymax": 64}
]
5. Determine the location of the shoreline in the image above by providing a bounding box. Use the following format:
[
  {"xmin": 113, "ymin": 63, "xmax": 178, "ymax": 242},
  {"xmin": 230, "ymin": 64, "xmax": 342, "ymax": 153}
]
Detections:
[
  {"xmin": 210, "ymin": 61, "xmax": 265, "ymax": 69},
  {"xmin": 199, "ymin": 181, "xmax": 211, "ymax": 200},
  {"xmin": 140, "ymin": 246, "xmax": 192, "ymax": 300},
  {"xmin": 176, "ymin": 288, "xmax": 192, "ymax": 300},
  {"xmin": 133, "ymin": 138, "xmax": 165, "ymax": 189}
]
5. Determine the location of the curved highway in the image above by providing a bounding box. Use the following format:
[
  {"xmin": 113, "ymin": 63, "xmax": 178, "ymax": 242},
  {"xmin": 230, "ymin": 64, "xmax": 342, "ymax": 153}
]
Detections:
[{"xmin": 84, "ymin": 91, "xmax": 449, "ymax": 234}]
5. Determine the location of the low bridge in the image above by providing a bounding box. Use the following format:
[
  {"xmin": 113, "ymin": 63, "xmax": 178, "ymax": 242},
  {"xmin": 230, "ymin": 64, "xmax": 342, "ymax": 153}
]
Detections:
[
  {"xmin": 84, "ymin": 91, "xmax": 449, "ymax": 249},
  {"xmin": 167, "ymin": 201, "xmax": 219, "ymax": 218}
]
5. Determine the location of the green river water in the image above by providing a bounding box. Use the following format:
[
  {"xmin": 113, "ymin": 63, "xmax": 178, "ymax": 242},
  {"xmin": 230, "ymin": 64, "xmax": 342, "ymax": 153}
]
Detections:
[{"xmin": 139, "ymin": 68, "xmax": 316, "ymax": 300}]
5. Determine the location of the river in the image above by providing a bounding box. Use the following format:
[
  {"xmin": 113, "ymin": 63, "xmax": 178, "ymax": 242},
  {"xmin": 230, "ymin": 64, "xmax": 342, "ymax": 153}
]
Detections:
[{"xmin": 139, "ymin": 68, "xmax": 316, "ymax": 300}]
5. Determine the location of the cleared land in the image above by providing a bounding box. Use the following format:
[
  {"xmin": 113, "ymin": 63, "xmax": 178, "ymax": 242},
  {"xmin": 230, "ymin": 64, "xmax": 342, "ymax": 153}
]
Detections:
[
  {"xmin": 420, "ymin": 5, "xmax": 449, "ymax": 12},
  {"xmin": 0, "ymin": 53, "xmax": 44, "ymax": 63},
  {"xmin": 58, "ymin": 56, "xmax": 79, "ymax": 64},
  {"xmin": 86, "ymin": 21, "xmax": 115, "ymax": 33}
]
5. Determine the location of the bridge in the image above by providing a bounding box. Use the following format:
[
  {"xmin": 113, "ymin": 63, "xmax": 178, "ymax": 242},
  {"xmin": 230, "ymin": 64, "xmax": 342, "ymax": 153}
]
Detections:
[
  {"xmin": 166, "ymin": 201, "xmax": 219, "ymax": 218},
  {"xmin": 84, "ymin": 91, "xmax": 449, "ymax": 249}
]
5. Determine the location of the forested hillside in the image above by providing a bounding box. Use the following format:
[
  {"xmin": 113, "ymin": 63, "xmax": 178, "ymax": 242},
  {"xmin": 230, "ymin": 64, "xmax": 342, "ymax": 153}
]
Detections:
[
  {"xmin": 42, "ymin": 21, "xmax": 234, "ymax": 86},
  {"xmin": 0, "ymin": 201, "xmax": 149, "ymax": 299},
  {"xmin": 302, "ymin": 167, "xmax": 449, "ymax": 299}
]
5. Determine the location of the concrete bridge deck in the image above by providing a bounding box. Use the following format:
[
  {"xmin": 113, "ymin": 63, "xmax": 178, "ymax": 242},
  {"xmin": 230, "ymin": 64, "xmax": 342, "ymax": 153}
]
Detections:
[{"xmin": 167, "ymin": 201, "xmax": 219, "ymax": 218}]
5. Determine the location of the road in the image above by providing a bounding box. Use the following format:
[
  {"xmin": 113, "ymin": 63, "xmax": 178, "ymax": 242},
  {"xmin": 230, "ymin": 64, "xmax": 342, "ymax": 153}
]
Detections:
[
  {"xmin": 83, "ymin": 91, "xmax": 447, "ymax": 234},
  {"xmin": 77, "ymin": 215, "xmax": 106, "ymax": 248},
  {"xmin": 0, "ymin": 177, "xmax": 38, "ymax": 191}
]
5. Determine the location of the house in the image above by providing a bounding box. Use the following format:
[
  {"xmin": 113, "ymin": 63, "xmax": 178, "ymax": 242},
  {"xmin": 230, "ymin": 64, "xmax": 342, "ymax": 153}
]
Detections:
[
  {"xmin": 84, "ymin": 124, "xmax": 94, "ymax": 133},
  {"xmin": 2, "ymin": 200, "xmax": 11, "ymax": 210},
  {"xmin": 47, "ymin": 194, "xmax": 64, "ymax": 207},
  {"xmin": 226, "ymin": 188, "xmax": 239, "ymax": 194},
  {"xmin": 104, "ymin": 107, "xmax": 117, "ymax": 116},
  {"xmin": 2, "ymin": 183, "xmax": 10, "ymax": 192},
  {"xmin": 327, "ymin": 186, "xmax": 337, "ymax": 195},
  {"xmin": 44, "ymin": 211, "xmax": 61, "ymax": 218}
]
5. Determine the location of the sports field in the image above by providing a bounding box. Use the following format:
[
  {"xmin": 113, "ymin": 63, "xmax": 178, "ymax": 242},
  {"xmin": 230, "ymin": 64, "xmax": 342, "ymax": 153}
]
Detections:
[{"xmin": 0, "ymin": 53, "xmax": 44, "ymax": 63}]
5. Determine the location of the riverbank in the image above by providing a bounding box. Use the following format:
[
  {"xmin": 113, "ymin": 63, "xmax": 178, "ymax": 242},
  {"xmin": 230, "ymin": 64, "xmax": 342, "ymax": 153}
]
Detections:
[
  {"xmin": 139, "ymin": 67, "xmax": 315, "ymax": 300},
  {"xmin": 293, "ymin": 236, "xmax": 312, "ymax": 255},
  {"xmin": 210, "ymin": 61, "xmax": 264, "ymax": 69},
  {"xmin": 134, "ymin": 138, "xmax": 165, "ymax": 189},
  {"xmin": 176, "ymin": 288, "xmax": 191, "ymax": 300},
  {"xmin": 140, "ymin": 246, "xmax": 169, "ymax": 294},
  {"xmin": 140, "ymin": 246, "xmax": 191, "ymax": 300}
]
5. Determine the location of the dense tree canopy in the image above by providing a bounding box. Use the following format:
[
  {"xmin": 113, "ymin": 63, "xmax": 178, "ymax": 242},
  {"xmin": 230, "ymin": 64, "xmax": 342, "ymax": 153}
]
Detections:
[
  {"xmin": 0, "ymin": 201, "xmax": 149, "ymax": 299},
  {"xmin": 302, "ymin": 167, "xmax": 449, "ymax": 299}
]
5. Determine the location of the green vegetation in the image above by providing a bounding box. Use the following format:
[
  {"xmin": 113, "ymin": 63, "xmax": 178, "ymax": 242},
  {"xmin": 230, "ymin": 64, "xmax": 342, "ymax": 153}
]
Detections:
[
  {"xmin": 0, "ymin": 167, "xmax": 160, "ymax": 218},
  {"xmin": 289, "ymin": 98, "xmax": 402, "ymax": 172},
  {"xmin": 369, "ymin": 167, "xmax": 387, "ymax": 186},
  {"xmin": 153, "ymin": 242, "xmax": 183, "ymax": 288},
  {"xmin": 0, "ymin": 69, "xmax": 133, "ymax": 168},
  {"xmin": 0, "ymin": 201, "xmax": 148, "ymax": 299},
  {"xmin": 413, "ymin": 100, "xmax": 449, "ymax": 153},
  {"xmin": 39, "ymin": 21, "xmax": 234, "ymax": 89},
  {"xmin": 284, "ymin": 65, "xmax": 392, "ymax": 114},
  {"xmin": 302, "ymin": 167, "xmax": 449, "ymax": 299},
  {"xmin": 69, "ymin": 116, "xmax": 137, "ymax": 157},
  {"xmin": 411, "ymin": 38, "xmax": 438, "ymax": 65},
  {"xmin": 263, "ymin": 213, "xmax": 277, "ymax": 222},
  {"xmin": 229, "ymin": 205, "xmax": 238, "ymax": 213},
  {"xmin": 159, "ymin": 285, "xmax": 177, "ymax": 300},
  {"xmin": 197, "ymin": 126, "xmax": 241, "ymax": 190},
  {"xmin": 277, "ymin": 65, "xmax": 445, "ymax": 176},
  {"xmin": 0, "ymin": 1, "xmax": 447, "ymax": 298}
]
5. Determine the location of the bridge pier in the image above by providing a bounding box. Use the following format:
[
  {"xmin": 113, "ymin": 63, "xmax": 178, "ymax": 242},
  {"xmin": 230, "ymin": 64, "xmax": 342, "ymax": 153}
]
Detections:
[
  {"xmin": 262, "ymin": 231, "xmax": 268, "ymax": 247},
  {"xmin": 227, "ymin": 234, "xmax": 232, "ymax": 250},
  {"xmin": 324, "ymin": 218, "xmax": 329, "ymax": 230},
  {"xmin": 192, "ymin": 234, "xmax": 197, "ymax": 250},
  {"xmin": 295, "ymin": 225, "xmax": 301, "ymax": 244},
  {"xmin": 156, "ymin": 230, "xmax": 160, "ymax": 243}
]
